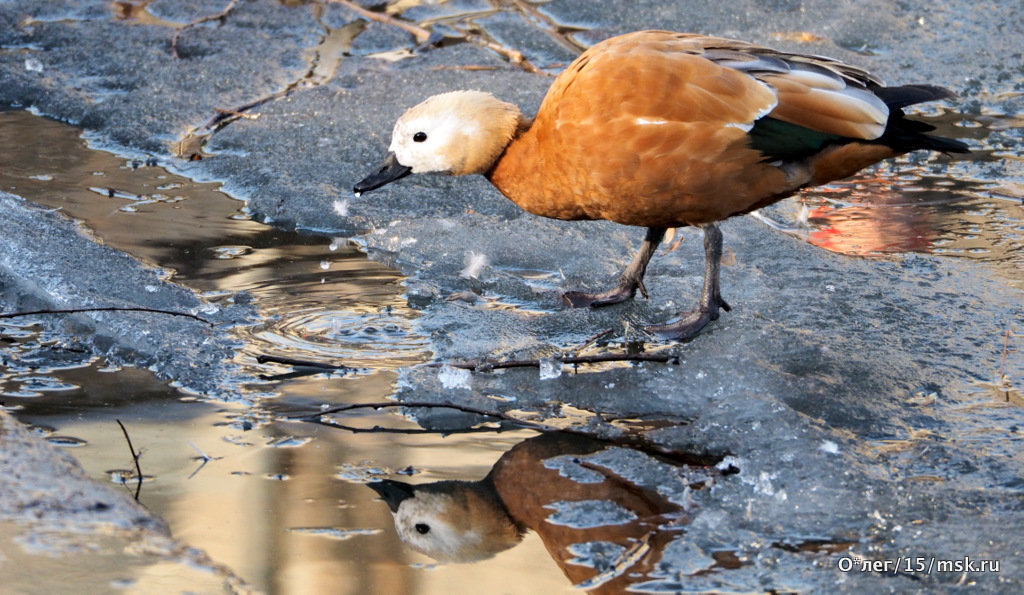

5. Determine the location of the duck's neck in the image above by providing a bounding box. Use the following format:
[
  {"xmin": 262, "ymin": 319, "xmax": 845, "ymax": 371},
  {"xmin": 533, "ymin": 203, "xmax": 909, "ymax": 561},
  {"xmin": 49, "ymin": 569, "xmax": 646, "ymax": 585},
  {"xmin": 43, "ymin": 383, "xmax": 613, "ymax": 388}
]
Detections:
[
  {"xmin": 485, "ymin": 119, "xmax": 589, "ymax": 221},
  {"xmin": 486, "ymin": 121, "xmax": 537, "ymax": 200}
]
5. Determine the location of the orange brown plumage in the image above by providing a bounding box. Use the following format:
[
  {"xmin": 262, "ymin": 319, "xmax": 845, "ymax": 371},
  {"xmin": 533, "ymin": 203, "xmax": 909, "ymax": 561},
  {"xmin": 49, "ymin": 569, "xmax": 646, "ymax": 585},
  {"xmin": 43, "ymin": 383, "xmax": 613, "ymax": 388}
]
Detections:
[{"xmin": 355, "ymin": 30, "xmax": 968, "ymax": 340}]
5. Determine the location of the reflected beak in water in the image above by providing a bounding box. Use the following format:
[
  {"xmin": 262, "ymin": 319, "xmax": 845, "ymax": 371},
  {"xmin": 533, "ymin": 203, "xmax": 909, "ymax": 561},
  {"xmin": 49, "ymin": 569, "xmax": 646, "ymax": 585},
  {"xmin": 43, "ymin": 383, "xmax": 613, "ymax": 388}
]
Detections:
[
  {"xmin": 368, "ymin": 479, "xmax": 416, "ymax": 513},
  {"xmin": 354, "ymin": 152, "xmax": 412, "ymax": 194}
]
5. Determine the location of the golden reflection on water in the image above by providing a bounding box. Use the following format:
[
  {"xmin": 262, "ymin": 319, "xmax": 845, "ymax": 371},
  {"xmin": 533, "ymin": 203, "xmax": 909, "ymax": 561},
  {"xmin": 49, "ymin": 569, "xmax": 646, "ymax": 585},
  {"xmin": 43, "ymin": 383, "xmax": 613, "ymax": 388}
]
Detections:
[
  {"xmin": 2, "ymin": 340, "xmax": 574, "ymax": 593},
  {"xmin": 0, "ymin": 110, "xmax": 573, "ymax": 592},
  {"xmin": 0, "ymin": 109, "xmax": 429, "ymax": 370},
  {"xmin": 44, "ymin": 401, "xmax": 568, "ymax": 593}
]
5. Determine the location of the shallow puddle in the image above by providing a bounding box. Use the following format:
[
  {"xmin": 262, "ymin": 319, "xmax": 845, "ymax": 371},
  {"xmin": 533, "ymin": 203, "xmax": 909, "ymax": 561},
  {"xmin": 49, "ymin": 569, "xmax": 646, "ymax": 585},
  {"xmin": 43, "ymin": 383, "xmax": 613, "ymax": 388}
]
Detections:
[
  {"xmin": 0, "ymin": 109, "xmax": 429, "ymax": 375},
  {"xmin": 1, "ymin": 341, "xmax": 572, "ymax": 592},
  {"xmin": 0, "ymin": 109, "xmax": 572, "ymax": 592}
]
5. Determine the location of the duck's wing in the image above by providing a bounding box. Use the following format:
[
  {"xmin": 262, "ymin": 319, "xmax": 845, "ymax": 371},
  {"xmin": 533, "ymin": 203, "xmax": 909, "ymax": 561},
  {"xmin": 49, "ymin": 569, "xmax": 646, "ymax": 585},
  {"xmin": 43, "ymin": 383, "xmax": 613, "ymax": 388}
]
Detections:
[
  {"xmin": 673, "ymin": 34, "xmax": 966, "ymax": 160},
  {"xmin": 693, "ymin": 36, "xmax": 891, "ymax": 141},
  {"xmin": 553, "ymin": 31, "xmax": 890, "ymax": 142}
]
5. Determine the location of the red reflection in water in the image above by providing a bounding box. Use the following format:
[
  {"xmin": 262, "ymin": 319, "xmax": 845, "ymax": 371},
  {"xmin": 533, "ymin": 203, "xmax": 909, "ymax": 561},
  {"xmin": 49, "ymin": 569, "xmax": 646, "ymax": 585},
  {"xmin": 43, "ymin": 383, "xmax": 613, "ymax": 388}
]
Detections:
[
  {"xmin": 807, "ymin": 185, "xmax": 937, "ymax": 256},
  {"xmin": 801, "ymin": 167, "xmax": 965, "ymax": 257}
]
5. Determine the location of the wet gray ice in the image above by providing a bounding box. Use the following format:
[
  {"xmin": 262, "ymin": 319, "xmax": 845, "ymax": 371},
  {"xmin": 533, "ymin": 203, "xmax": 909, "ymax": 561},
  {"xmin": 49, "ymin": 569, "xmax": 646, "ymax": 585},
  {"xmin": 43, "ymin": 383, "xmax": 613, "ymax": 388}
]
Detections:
[{"xmin": 1, "ymin": 0, "xmax": 1022, "ymax": 591}]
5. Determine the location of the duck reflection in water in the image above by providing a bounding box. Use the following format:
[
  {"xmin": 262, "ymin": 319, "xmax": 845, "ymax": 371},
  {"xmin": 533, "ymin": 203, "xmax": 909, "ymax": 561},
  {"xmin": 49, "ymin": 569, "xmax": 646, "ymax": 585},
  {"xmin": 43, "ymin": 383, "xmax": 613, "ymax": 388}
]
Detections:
[{"xmin": 369, "ymin": 432, "xmax": 723, "ymax": 591}]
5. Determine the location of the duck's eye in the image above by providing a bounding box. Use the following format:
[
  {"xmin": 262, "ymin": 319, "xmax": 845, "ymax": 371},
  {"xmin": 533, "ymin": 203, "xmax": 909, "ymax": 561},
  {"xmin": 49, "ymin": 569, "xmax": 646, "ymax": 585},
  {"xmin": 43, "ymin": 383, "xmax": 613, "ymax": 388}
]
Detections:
[
  {"xmin": 413, "ymin": 132, "xmax": 428, "ymax": 143},
  {"xmin": 415, "ymin": 523, "xmax": 431, "ymax": 535}
]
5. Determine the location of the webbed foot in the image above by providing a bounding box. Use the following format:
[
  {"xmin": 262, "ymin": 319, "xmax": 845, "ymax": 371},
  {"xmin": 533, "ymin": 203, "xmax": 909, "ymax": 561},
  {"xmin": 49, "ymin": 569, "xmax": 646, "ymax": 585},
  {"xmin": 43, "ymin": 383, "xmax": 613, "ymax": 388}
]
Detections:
[
  {"xmin": 645, "ymin": 296, "xmax": 730, "ymax": 341},
  {"xmin": 561, "ymin": 227, "xmax": 665, "ymax": 309},
  {"xmin": 562, "ymin": 282, "xmax": 643, "ymax": 308}
]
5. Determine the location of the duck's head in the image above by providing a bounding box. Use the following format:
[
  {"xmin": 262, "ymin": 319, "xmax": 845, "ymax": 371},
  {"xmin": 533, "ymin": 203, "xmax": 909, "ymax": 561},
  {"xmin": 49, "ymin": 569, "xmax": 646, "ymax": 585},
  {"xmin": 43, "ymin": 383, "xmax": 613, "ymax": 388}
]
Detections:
[
  {"xmin": 368, "ymin": 478, "xmax": 524, "ymax": 563},
  {"xmin": 354, "ymin": 90, "xmax": 522, "ymax": 194}
]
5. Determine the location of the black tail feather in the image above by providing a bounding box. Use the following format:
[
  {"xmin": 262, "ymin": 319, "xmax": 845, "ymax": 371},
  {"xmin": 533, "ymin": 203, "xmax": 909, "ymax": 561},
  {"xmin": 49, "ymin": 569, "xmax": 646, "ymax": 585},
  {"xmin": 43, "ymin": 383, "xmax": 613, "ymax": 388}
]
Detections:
[
  {"xmin": 873, "ymin": 84, "xmax": 955, "ymax": 110},
  {"xmin": 875, "ymin": 84, "xmax": 969, "ymax": 154}
]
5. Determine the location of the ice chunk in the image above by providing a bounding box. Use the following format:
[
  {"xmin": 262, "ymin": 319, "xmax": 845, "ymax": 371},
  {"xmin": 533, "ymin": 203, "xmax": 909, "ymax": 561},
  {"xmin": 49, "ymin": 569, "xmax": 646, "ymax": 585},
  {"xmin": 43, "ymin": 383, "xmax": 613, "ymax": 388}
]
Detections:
[
  {"xmin": 565, "ymin": 541, "xmax": 627, "ymax": 572},
  {"xmin": 543, "ymin": 455, "xmax": 605, "ymax": 483},
  {"xmin": 437, "ymin": 364, "xmax": 471, "ymax": 389},
  {"xmin": 539, "ymin": 357, "xmax": 563, "ymax": 380},
  {"xmin": 459, "ymin": 251, "xmax": 488, "ymax": 279},
  {"xmin": 797, "ymin": 203, "xmax": 810, "ymax": 226}
]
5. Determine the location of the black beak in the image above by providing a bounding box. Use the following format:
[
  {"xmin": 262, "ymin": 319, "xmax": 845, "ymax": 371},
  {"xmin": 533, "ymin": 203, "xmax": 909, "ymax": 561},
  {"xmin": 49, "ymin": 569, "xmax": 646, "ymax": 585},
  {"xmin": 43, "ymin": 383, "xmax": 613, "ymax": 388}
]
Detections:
[
  {"xmin": 354, "ymin": 153, "xmax": 412, "ymax": 194},
  {"xmin": 368, "ymin": 479, "xmax": 416, "ymax": 513}
]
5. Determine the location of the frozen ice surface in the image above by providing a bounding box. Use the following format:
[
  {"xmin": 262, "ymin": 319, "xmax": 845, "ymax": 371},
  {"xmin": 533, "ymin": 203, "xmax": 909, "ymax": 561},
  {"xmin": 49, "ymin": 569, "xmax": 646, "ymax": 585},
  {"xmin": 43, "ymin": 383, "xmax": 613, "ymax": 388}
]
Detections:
[{"xmin": 0, "ymin": 192, "xmax": 256, "ymax": 398}]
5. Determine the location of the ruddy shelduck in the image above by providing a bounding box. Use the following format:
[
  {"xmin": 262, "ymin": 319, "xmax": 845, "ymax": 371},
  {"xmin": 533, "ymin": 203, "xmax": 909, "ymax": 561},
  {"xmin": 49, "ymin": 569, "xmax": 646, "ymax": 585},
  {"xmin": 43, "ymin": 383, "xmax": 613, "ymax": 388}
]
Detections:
[{"xmin": 355, "ymin": 31, "xmax": 968, "ymax": 340}]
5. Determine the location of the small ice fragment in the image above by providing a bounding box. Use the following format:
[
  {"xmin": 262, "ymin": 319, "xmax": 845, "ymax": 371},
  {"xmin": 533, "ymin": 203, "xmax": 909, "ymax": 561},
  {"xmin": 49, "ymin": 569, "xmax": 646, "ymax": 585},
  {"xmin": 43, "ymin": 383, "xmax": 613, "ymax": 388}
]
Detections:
[
  {"xmin": 797, "ymin": 203, "xmax": 810, "ymax": 226},
  {"xmin": 267, "ymin": 435, "xmax": 313, "ymax": 448},
  {"xmin": 438, "ymin": 365, "xmax": 471, "ymax": 389},
  {"xmin": 754, "ymin": 471, "xmax": 775, "ymax": 496},
  {"xmin": 539, "ymin": 357, "xmax": 563, "ymax": 380},
  {"xmin": 329, "ymin": 238, "xmax": 343, "ymax": 251},
  {"xmin": 25, "ymin": 57, "xmax": 43, "ymax": 73},
  {"xmin": 353, "ymin": 191, "xmax": 362, "ymax": 198},
  {"xmin": 288, "ymin": 526, "xmax": 381, "ymax": 540},
  {"xmin": 144, "ymin": 285, "xmax": 158, "ymax": 293},
  {"xmin": 459, "ymin": 251, "xmax": 488, "ymax": 279},
  {"xmin": 333, "ymin": 199, "xmax": 349, "ymax": 216},
  {"xmin": 825, "ymin": 284, "xmax": 836, "ymax": 292},
  {"xmin": 819, "ymin": 440, "xmax": 839, "ymax": 454},
  {"xmin": 320, "ymin": 260, "xmax": 330, "ymax": 270},
  {"xmin": 716, "ymin": 456, "xmax": 742, "ymax": 473}
]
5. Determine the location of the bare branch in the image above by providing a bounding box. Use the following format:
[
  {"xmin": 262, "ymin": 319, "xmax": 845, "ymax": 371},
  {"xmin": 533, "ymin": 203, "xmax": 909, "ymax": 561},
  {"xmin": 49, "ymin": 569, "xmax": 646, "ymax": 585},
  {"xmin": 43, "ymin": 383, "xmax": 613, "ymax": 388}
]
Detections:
[
  {"xmin": 436, "ymin": 351, "xmax": 679, "ymax": 372},
  {"xmin": 572, "ymin": 328, "xmax": 615, "ymax": 354},
  {"xmin": 291, "ymin": 401, "xmax": 719, "ymax": 465},
  {"xmin": 256, "ymin": 354, "xmax": 355, "ymax": 371},
  {"xmin": 0, "ymin": 306, "xmax": 214, "ymax": 325},
  {"xmin": 330, "ymin": 0, "xmax": 549, "ymax": 75},
  {"xmin": 115, "ymin": 419, "xmax": 143, "ymax": 501},
  {"xmin": 171, "ymin": 0, "xmax": 240, "ymax": 59},
  {"xmin": 328, "ymin": 0, "xmax": 432, "ymax": 44},
  {"xmin": 256, "ymin": 354, "xmax": 360, "ymax": 380}
]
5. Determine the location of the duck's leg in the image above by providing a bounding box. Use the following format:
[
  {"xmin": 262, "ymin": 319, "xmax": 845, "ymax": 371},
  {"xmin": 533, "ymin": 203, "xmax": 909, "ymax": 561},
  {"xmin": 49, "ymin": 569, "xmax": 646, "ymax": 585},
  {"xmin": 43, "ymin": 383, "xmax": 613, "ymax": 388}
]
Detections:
[
  {"xmin": 645, "ymin": 223, "xmax": 731, "ymax": 340},
  {"xmin": 562, "ymin": 227, "xmax": 666, "ymax": 308}
]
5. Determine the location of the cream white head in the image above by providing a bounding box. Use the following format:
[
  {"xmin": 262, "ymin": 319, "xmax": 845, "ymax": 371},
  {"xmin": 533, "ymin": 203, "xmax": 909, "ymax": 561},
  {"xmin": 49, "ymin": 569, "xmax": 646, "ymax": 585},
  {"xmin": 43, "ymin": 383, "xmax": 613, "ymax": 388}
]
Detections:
[
  {"xmin": 354, "ymin": 91, "xmax": 522, "ymax": 194},
  {"xmin": 390, "ymin": 91, "xmax": 521, "ymax": 176}
]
